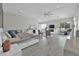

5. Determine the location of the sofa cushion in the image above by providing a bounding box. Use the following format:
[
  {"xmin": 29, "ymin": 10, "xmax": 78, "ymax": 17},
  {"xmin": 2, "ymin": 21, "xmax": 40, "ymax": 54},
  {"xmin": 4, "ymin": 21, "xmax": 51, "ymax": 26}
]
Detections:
[
  {"xmin": 8, "ymin": 30, "xmax": 17, "ymax": 38},
  {"xmin": 17, "ymin": 32, "xmax": 33, "ymax": 39},
  {"xmin": 5, "ymin": 32, "xmax": 12, "ymax": 38},
  {"xmin": 9, "ymin": 32, "xmax": 37, "ymax": 43},
  {"xmin": 10, "ymin": 35, "xmax": 21, "ymax": 43}
]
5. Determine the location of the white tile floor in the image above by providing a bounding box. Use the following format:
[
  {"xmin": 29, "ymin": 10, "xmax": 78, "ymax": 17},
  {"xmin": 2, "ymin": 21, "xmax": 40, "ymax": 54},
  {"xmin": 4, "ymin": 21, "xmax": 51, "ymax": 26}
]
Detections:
[{"xmin": 22, "ymin": 34, "xmax": 68, "ymax": 56}]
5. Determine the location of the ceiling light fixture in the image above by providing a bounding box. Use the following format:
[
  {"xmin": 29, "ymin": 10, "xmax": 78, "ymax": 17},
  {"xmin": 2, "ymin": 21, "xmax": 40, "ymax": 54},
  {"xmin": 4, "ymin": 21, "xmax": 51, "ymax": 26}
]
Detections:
[
  {"xmin": 56, "ymin": 6, "xmax": 60, "ymax": 8},
  {"xmin": 18, "ymin": 10, "xmax": 23, "ymax": 15},
  {"xmin": 43, "ymin": 11, "xmax": 54, "ymax": 16}
]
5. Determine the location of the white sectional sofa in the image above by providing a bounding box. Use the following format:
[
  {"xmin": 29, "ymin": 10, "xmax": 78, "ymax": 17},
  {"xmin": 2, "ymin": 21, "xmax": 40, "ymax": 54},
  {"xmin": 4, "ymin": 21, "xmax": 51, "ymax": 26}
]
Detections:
[
  {"xmin": 0, "ymin": 28, "xmax": 39, "ymax": 56},
  {"xmin": 9, "ymin": 31, "xmax": 39, "ymax": 49},
  {"xmin": 0, "ymin": 28, "xmax": 22, "ymax": 56}
]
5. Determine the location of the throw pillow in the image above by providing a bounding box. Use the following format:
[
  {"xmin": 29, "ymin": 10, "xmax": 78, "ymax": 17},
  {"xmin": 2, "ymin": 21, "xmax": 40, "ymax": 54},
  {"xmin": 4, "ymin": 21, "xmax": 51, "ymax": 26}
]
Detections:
[
  {"xmin": 5, "ymin": 32, "xmax": 11, "ymax": 38},
  {"xmin": 8, "ymin": 30, "xmax": 17, "ymax": 38},
  {"xmin": 2, "ymin": 39, "xmax": 11, "ymax": 52}
]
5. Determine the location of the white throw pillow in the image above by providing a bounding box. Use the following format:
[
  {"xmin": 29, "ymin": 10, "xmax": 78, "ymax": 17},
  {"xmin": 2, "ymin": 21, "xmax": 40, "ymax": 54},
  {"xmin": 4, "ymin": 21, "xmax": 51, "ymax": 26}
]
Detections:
[
  {"xmin": 1, "ymin": 32, "xmax": 8, "ymax": 42},
  {"xmin": 5, "ymin": 32, "xmax": 11, "ymax": 38}
]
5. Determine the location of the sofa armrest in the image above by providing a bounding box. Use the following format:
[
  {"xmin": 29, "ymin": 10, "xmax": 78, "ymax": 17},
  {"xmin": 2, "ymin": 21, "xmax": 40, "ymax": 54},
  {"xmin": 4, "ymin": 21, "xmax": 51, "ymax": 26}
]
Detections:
[{"xmin": 0, "ymin": 44, "xmax": 22, "ymax": 56}]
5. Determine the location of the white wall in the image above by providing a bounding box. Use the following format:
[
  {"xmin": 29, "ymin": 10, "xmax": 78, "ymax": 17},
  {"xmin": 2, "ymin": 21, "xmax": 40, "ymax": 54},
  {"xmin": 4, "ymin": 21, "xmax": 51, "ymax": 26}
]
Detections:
[
  {"xmin": 39, "ymin": 17, "xmax": 72, "ymax": 28},
  {"xmin": 2, "ymin": 3, "xmax": 77, "ymax": 31},
  {"xmin": 3, "ymin": 12, "xmax": 73, "ymax": 31},
  {"xmin": 0, "ymin": 4, "xmax": 3, "ymax": 28},
  {"xmin": 3, "ymin": 12, "xmax": 38, "ymax": 31}
]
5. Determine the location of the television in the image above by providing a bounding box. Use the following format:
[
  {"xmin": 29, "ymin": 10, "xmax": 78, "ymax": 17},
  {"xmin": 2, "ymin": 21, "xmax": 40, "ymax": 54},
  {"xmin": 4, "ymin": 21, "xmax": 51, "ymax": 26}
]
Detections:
[{"xmin": 49, "ymin": 25, "xmax": 55, "ymax": 28}]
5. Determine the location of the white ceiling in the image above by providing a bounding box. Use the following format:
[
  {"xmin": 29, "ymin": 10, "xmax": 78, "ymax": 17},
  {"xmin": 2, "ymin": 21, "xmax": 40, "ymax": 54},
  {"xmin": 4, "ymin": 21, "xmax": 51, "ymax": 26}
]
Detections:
[{"xmin": 2, "ymin": 3, "xmax": 78, "ymax": 22}]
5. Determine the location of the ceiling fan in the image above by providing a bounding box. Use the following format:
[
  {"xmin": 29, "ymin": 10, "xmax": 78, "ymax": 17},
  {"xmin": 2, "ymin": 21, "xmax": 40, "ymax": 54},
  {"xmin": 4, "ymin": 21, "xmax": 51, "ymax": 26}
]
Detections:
[{"xmin": 42, "ymin": 6, "xmax": 65, "ymax": 17}]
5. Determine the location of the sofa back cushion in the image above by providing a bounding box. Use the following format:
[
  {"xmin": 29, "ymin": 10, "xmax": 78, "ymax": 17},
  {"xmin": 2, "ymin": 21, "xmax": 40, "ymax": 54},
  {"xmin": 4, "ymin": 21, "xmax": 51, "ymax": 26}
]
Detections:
[
  {"xmin": 8, "ymin": 30, "xmax": 18, "ymax": 38},
  {"xmin": 5, "ymin": 32, "xmax": 11, "ymax": 38}
]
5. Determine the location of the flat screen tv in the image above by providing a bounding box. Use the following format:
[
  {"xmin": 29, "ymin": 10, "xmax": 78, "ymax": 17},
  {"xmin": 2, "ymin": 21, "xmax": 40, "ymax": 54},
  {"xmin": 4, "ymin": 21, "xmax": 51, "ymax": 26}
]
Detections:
[{"xmin": 49, "ymin": 25, "xmax": 55, "ymax": 28}]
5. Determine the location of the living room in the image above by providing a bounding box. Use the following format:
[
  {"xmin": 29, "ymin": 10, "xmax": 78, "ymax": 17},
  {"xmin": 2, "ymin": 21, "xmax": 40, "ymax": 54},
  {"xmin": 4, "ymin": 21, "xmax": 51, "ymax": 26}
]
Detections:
[{"xmin": 0, "ymin": 3, "xmax": 79, "ymax": 56}]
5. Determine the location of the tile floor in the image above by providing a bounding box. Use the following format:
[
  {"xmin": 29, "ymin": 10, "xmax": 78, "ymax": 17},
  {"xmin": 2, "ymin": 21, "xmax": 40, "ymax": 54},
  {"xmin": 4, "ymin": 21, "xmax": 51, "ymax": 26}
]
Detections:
[{"xmin": 22, "ymin": 34, "xmax": 68, "ymax": 56}]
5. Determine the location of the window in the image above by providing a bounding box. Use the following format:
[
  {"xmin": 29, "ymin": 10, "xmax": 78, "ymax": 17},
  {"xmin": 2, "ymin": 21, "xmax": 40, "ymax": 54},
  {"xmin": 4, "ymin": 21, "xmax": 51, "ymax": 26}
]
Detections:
[{"xmin": 41, "ymin": 24, "xmax": 47, "ymax": 29}]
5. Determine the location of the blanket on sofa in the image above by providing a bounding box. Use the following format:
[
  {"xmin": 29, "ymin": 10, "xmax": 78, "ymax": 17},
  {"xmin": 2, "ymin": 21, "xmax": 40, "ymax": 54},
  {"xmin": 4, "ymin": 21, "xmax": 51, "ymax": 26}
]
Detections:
[{"xmin": 11, "ymin": 32, "xmax": 38, "ymax": 43}]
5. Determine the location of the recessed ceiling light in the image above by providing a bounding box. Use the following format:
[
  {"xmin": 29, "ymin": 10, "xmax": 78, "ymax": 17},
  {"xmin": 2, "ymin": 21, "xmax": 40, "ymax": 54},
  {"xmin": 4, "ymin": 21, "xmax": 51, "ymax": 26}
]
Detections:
[
  {"xmin": 18, "ymin": 10, "xmax": 23, "ymax": 15},
  {"xmin": 56, "ymin": 6, "xmax": 60, "ymax": 8},
  {"xmin": 57, "ymin": 16, "xmax": 59, "ymax": 18},
  {"xmin": 73, "ymin": 17, "xmax": 76, "ymax": 20}
]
